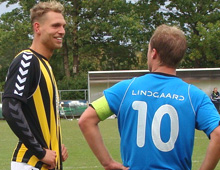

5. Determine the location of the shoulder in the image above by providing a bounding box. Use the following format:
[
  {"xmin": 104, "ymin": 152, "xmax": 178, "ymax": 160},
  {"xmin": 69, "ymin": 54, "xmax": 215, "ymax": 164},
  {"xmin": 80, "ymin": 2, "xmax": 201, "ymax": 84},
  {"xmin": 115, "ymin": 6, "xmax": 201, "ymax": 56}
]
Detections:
[
  {"xmin": 188, "ymin": 84, "xmax": 207, "ymax": 99},
  {"xmin": 188, "ymin": 84, "xmax": 212, "ymax": 106},
  {"xmin": 15, "ymin": 49, "xmax": 38, "ymax": 62},
  {"xmin": 10, "ymin": 50, "xmax": 39, "ymax": 70},
  {"xmin": 109, "ymin": 77, "xmax": 137, "ymax": 91},
  {"xmin": 6, "ymin": 49, "xmax": 40, "ymax": 83},
  {"xmin": 189, "ymin": 84, "xmax": 205, "ymax": 94}
]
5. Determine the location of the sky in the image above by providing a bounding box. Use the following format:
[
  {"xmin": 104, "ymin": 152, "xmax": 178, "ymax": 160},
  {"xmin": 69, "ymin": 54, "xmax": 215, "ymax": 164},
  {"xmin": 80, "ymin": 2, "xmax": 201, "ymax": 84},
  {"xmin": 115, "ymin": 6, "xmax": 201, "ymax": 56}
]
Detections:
[
  {"xmin": 0, "ymin": 0, "xmax": 166, "ymax": 16},
  {"xmin": 0, "ymin": 2, "xmax": 19, "ymax": 16},
  {"xmin": 0, "ymin": 0, "xmax": 141, "ymax": 16},
  {"xmin": 0, "ymin": 1, "xmax": 137, "ymax": 16}
]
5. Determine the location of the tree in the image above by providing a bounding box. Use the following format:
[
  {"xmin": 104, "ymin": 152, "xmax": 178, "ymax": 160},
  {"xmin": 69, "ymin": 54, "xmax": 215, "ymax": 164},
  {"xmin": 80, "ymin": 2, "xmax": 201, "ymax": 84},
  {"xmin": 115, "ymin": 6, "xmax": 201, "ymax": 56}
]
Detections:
[
  {"xmin": 0, "ymin": 0, "xmax": 167, "ymax": 91},
  {"xmin": 0, "ymin": 0, "xmax": 171, "ymax": 93},
  {"xmin": 165, "ymin": 0, "xmax": 220, "ymax": 68},
  {"xmin": 70, "ymin": 0, "xmax": 166, "ymax": 72},
  {"xmin": 0, "ymin": 0, "xmax": 33, "ymax": 90}
]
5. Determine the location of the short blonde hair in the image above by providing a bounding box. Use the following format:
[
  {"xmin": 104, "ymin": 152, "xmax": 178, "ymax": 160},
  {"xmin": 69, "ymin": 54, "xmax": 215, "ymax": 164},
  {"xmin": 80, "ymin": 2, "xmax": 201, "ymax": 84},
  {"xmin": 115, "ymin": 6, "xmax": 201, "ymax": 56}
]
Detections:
[
  {"xmin": 150, "ymin": 24, "xmax": 187, "ymax": 68},
  {"xmin": 30, "ymin": 1, "xmax": 64, "ymax": 25}
]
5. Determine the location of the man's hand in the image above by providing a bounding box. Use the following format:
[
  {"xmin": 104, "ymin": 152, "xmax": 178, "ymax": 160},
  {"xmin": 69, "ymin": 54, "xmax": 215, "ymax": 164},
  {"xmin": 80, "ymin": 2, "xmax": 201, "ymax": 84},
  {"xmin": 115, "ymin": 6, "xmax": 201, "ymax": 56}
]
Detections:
[
  {"xmin": 103, "ymin": 160, "xmax": 129, "ymax": 170},
  {"xmin": 40, "ymin": 149, "xmax": 57, "ymax": 169},
  {"xmin": 61, "ymin": 144, "xmax": 68, "ymax": 162}
]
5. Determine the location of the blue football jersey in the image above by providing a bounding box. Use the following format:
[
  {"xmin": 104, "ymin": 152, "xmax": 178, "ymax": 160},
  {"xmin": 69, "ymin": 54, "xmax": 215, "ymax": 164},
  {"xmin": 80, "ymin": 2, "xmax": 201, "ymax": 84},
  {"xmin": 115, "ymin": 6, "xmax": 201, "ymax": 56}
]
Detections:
[{"xmin": 103, "ymin": 73, "xmax": 220, "ymax": 170}]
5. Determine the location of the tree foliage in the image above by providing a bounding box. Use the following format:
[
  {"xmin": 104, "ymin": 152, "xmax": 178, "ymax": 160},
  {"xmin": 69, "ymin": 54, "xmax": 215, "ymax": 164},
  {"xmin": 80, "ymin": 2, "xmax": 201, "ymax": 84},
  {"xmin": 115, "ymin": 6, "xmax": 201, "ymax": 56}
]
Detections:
[
  {"xmin": 0, "ymin": 0, "xmax": 220, "ymax": 94},
  {"xmin": 165, "ymin": 0, "xmax": 220, "ymax": 67}
]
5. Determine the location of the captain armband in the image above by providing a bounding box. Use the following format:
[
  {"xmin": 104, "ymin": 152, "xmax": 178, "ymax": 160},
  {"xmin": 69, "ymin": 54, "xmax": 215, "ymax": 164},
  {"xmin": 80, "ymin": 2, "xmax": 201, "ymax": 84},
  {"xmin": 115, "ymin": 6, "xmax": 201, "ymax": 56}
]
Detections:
[{"xmin": 91, "ymin": 96, "xmax": 114, "ymax": 121}]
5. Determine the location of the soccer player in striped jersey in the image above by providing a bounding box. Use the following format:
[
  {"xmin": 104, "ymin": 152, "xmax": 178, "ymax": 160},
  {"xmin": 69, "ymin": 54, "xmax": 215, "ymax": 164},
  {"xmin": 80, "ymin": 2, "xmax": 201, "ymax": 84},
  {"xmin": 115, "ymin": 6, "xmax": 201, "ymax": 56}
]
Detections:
[
  {"xmin": 79, "ymin": 24, "xmax": 220, "ymax": 170},
  {"xmin": 2, "ymin": 1, "xmax": 68, "ymax": 170}
]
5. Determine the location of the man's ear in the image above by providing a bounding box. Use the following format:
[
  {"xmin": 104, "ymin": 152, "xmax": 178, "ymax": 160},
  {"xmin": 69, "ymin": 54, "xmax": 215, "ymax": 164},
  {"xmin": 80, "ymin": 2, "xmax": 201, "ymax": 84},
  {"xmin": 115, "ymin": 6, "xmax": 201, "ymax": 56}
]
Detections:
[
  {"xmin": 33, "ymin": 22, "xmax": 40, "ymax": 34},
  {"xmin": 152, "ymin": 48, "xmax": 157, "ymax": 59}
]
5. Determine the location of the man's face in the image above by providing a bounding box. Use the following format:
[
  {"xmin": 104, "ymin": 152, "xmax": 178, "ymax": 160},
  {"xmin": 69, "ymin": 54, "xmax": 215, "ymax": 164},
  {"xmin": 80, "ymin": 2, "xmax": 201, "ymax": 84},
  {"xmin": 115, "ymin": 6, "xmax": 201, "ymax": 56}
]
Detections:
[{"xmin": 39, "ymin": 11, "xmax": 66, "ymax": 50}]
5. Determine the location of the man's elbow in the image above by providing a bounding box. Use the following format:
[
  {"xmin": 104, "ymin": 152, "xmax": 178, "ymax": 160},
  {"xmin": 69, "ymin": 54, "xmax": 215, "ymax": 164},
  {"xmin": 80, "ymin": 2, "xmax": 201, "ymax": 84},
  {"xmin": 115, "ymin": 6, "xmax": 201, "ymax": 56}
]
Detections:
[
  {"xmin": 78, "ymin": 110, "xmax": 91, "ymax": 132},
  {"xmin": 78, "ymin": 114, "xmax": 86, "ymax": 131},
  {"xmin": 2, "ymin": 99, "xmax": 9, "ymax": 120},
  {"xmin": 78, "ymin": 106, "xmax": 99, "ymax": 132}
]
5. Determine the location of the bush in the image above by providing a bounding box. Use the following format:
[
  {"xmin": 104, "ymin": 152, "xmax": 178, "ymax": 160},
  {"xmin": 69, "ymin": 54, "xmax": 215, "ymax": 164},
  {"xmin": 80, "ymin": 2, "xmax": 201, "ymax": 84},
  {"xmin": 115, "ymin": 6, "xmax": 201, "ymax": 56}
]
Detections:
[{"xmin": 57, "ymin": 73, "xmax": 88, "ymax": 100}]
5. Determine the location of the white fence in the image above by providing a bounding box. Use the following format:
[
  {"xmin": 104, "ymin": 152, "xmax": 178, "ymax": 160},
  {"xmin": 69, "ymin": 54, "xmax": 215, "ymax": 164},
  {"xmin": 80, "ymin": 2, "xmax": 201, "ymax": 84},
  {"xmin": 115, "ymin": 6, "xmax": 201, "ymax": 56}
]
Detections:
[
  {"xmin": 59, "ymin": 89, "xmax": 88, "ymax": 101},
  {"xmin": 88, "ymin": 68, "xmax": 220, "ymax": 103},
  {"xmin": 0, "ymin": 89, "xmax": 88, "ymax": 103}
]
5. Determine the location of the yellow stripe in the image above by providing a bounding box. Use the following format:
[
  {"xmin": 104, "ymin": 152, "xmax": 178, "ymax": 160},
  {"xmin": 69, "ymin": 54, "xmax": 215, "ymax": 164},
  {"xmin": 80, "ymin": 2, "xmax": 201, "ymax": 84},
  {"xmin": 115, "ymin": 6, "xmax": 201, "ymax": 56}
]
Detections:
[
  {"xmin": 52, "ymin": 73, "xmax": 62, "ymax": 169},
  {"xmin": 50, "ymin": 70, "xmax": 61, "ymax": 168},
  {"xmin": 33, "ymin": 86, "xmax": 50, "ymax": 147},
  {"xmin": 26, "ymin": 156, "xmax": 47, "ymax": 170},
  {"xmin": 43, "ymin": 60, "xmax": 60, "ymax": 167},
  {"xmin": 14, "ymin": 49, "xmax": 32, "ymax": 58},
  {"xmin": 15, "ymin": 144, "xmax": 27, "ymax": 162},
  {"xmin": 41, "ymin": 165, "xmax": 48, "ymax": 170},
  {"xmin": 27, "ymin": 155, "xmax": 38, "ymax": 167}
]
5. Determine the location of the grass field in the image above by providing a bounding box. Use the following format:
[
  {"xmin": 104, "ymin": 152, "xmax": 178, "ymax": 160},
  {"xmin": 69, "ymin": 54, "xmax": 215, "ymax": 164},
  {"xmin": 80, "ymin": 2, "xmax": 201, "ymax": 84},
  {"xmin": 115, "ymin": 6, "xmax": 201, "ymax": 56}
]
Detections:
[{"xmin": 0, "ymin": 119, "xmax": 219, "ymax": 170}]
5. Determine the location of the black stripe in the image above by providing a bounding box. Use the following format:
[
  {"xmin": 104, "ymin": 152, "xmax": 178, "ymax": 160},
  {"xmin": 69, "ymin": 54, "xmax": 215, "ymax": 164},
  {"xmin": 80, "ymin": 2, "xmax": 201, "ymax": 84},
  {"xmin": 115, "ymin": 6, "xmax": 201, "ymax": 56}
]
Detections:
[
  {"xmin": 59, "ymin": 130, "xmax": 63, "ymax": 170},
  {"xmin": 12, "ymin": 141, "xmax": 22, "ymax": 161},
  {"xmin": 39, "ymin": 73, "xmax": 51, "ymax": 130},
  {"xmin": 24, "ymin": 99, "xmax": 48, "ymax": 148},
  {"xmin": 35, "ymin": 160, "xmax": 44, "ymax": 169},
  {"xmin": 22, "ymin": 150, "xmax": 32, "ymax": 163},
  {"xmin": 38, "ymin": 57, "xmax": 56, "ymax": 128}
]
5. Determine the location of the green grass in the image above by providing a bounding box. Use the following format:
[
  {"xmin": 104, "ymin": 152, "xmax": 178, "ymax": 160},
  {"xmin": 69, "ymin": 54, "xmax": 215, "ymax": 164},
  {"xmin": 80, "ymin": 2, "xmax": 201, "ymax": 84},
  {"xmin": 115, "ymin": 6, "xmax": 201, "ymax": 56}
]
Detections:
[{"xmin": 0, "ymin": 119, "xmax": 219, "ymax": 170}]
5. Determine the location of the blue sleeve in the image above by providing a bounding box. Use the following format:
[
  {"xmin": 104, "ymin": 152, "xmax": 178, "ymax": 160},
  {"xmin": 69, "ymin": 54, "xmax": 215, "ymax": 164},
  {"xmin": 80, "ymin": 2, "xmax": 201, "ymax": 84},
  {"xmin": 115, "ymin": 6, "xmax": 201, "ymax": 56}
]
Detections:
[
  {"xmin": 103, "ymin": 78, "xmax": 135, "ymax": 116},
  {"xmin": 191, "ymin": 86, "xmax": 220, "ymax": 137}
]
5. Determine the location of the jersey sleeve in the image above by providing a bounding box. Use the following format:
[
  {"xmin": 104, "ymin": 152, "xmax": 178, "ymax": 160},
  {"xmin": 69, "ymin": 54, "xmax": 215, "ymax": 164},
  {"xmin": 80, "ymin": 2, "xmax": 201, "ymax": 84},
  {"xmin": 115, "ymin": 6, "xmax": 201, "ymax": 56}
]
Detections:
[
  {"xmin": 3, "ymin": 50, "xmax": 40, "ymax": 103},
  {"xmin": 103, "ymin": 78, "xmax": 135, "ymax": 116},
  {"xmin": 191, "ymin": 85, "xmax": 220, "ymax": 137},
  {"xmin": 196, "ymin": 94, "xmax": 220, "ymax": 137},
  {"xmin": 2, "ymin": 98, "xmax": 46, "ymax": 159}
]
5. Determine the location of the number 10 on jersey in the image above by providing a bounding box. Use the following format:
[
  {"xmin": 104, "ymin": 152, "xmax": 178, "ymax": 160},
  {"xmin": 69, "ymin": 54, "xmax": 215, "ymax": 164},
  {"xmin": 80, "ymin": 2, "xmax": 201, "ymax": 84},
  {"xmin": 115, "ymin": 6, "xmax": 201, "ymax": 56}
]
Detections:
[{"xmin": 132, "ymin": 101, "xmax": 179, "ymax": 152}]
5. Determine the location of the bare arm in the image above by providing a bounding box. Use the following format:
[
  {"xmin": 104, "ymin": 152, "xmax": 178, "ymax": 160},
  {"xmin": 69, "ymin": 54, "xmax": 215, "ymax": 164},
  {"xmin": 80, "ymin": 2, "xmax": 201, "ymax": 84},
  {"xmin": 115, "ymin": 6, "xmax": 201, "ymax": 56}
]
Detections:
[
  {"xmin": 199, "ymin": 126, "xmax": 220, "ymax": 170},
  {"xmin": 78, "ymin": 106, "xmax": 128, "ymax": 170}
]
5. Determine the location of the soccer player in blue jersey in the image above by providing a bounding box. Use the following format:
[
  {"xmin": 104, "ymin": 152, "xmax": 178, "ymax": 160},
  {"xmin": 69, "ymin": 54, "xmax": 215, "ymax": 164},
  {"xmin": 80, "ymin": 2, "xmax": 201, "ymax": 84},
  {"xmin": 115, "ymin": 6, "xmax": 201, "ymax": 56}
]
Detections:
[{"xmin": 79, "ymin": 24, "xmax": 220, "ymax": 170}]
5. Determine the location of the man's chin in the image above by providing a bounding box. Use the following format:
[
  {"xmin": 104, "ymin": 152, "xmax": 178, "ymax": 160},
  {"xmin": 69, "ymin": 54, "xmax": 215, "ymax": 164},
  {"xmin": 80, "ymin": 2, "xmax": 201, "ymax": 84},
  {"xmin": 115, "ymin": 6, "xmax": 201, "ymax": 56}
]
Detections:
[{"xmin": 54, "ymin": 44, "xmax": 63, "ymax": 49}]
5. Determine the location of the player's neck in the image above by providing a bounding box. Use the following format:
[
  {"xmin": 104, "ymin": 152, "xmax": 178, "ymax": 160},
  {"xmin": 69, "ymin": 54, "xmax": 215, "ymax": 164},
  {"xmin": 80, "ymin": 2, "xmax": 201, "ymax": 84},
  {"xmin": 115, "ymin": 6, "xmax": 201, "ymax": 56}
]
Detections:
[
  {"xmin": 30, "ymin": 41, "xmax": 53, "ymax": 60},
  {"xmin": 152, "ymin": 66, "xmax": 176, "ymax": 75}
]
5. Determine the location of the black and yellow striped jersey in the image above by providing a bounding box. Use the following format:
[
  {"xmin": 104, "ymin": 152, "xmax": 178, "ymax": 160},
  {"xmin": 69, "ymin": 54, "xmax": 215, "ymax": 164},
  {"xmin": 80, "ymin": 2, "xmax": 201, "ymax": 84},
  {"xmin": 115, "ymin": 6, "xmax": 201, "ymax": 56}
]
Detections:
[{"xmin": 3, "ymin": 49, "xmax": 62, "ymax": 170}]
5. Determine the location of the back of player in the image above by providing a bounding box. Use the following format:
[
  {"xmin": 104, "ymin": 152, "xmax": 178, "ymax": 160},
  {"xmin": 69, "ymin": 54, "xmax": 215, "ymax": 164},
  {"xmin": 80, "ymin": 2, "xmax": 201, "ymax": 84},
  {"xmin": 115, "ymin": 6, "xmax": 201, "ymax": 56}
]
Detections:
[
  {"xmin": 79, "ymin": 24, "xmax": 220, "ymax": 170},
  {"xmin": 104, "ymin": 73, "xmax": 220, "ymax": 170}
]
